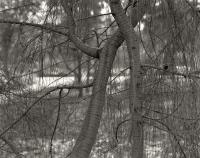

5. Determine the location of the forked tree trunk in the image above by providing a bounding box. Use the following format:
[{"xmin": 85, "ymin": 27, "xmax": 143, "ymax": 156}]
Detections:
[{"xmin": 62, "ymin": 1, "xmax": 149, "ymax": 157}]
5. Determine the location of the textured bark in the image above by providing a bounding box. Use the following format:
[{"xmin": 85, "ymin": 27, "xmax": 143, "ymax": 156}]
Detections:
[
  {"xmin": 61, "ymin": 1, "xmax": 149, "ymax": 157},
  {"xmin": 69, "ymin": 31, "xmax": 123, "ymax": 158},
  {"xmin": 1, "ymin": 24, "xmax": 13, "ymax": 78},
  {"xmin": 130, "ymin": 1, "xmax": 149, "ymax": 157},
  {"xmin": 110, "ymin": 0, "xmax": 149, "ymax": 157},
  {"xmin": 60, "ymin": 0, "xmax": 100, "ymax": 58}
]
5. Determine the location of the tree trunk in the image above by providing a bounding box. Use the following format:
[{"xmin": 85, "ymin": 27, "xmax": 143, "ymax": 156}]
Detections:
[
  {"xmin": 69, "ymin": 31, "xmax": 123, "ymax": 158},
  {"xmin": 110, "ymin": 1, "xmax": 149, "ymax": 157},
  {"xmin": 64, "ymin": 1, "xmax": 149, "ymax": 157}
]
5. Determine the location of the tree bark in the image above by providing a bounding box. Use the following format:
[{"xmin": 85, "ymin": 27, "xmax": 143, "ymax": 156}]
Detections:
[
  {"xmin": 60, "ymin": 1, "xmax": 149, "ymax": 157},
  {"xmin": 110, "ymin": 0, "xmax": 149, "ymax": 157},
  {"xmin": 69, "ymin": 31, "xmax": 123, "ymax": 158}
]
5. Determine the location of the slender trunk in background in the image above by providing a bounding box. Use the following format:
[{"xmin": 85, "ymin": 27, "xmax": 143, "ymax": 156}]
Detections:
[
  {"xmin": 77, "ymin": 52, "xmax": 83, "ymax": 97},
  {"xmin": 1, "ymin": 24, "xmax": 13, "ymax": 78},
  {"xmin": 86, "ymin": 56, "xmax": 91, "ymax": 94}
]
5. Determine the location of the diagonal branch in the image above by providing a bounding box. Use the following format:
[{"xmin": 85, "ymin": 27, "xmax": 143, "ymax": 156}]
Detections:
[
  {"xmin": 0, "ymin": 18, "xmax": 100, "ymax": 58},
  {"xmin": 0, "ymin": 19, "xmax": 68, "ymax": 35},
  {"xmin": 0, "ymin": 83, "xmax": 93, "ymax": 137},
  {"xmin": 61, "ymin": 1, "xmax": 149, "ymax": 157},
  {"xmin": 60, "ymin": 0, "xmax": 100, "ymax": 58}
]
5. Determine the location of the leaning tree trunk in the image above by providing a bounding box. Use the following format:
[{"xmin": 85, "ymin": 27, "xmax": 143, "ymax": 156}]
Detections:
[{"xmin": 69, "ymin": 31, "xmax": 123, "ymax": 158}]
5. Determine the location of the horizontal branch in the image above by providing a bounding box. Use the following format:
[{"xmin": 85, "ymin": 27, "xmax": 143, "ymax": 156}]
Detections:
[
  {"xmin": 0, "ymin": 19, "xmax": 100, "ymax": 58},
  {"xmin": 61, "ymin": 0, "xmax": 100, "ymax": 58},
  {"xmin": 110, "ymin": 64, "xmax": 200, "ymax": 80},
  {"xmin": 57, "ymin": 83, "xmax": 93, "ymax": 90},
  {"xmin": 0, "ymin": 2, "xmax": 35, "ymax": 12},
  {"xmin": 77, "ymin": 12, "xmax": 113, "ymax": 21},
  {"xmin": 142, "ymin": 64, "xmax": 200, "ymax": 79},
  {"xmin": 0, "ymin": 83, "xmax": 93, "ymax": 137},
  {"xmin": 0, "ymin": 19, "xmax": 68, "ymax": 35}
]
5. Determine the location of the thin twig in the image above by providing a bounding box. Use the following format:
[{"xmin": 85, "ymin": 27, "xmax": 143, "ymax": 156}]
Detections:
[
  {"xmin": 0, "ymin": 19, "xmax": 68, "ymax": 36},
  {"xmin": 0, "ymin": 3, "xmax": 35, "ymax": 12},
  {"xmin": 0, "ymin": 83, "xmax": 92, "ymax": 137},
  {"xmin": 49, "ymin": 88, "xmax": 66, "ymax": 158},
  {"xmin": 77, "ymin": 13, "xmax": 113, "ymax": 21}
]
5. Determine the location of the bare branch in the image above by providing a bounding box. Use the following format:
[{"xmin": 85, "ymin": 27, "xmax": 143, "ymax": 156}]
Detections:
[
  {"xmin": 0, "ymin": 19, "xmax": 68, "ymax": 36},
  {"xmin": 49, "ymin": 88, "xmax": 65, "ymax": 158},
  {"xmin": 0, "ymin": 83, "xmax": 93, "ymax": 137},
  {"xmin": 77, "ymin": 13, "xmax": 113, "ymax": 21},
  {"xmin": 142, "ymin": 64, "xmax": 200, "ymax": 79},
  {"xmin": 0, "ymin": 2, "xmax": 35, "ymax": 12},
  {"xmin": 0, "ymin": 19, "xmax": 100, "ymax": 58},
  {"xmin": 60, "ymin": 0, "xmax": 100, "ymax": 58}
]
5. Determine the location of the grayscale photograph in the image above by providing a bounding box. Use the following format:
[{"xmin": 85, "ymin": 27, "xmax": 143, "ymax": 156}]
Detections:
[{"xmin": 0, "ymin": 0, "xmax": 199, "ymax": 157}]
